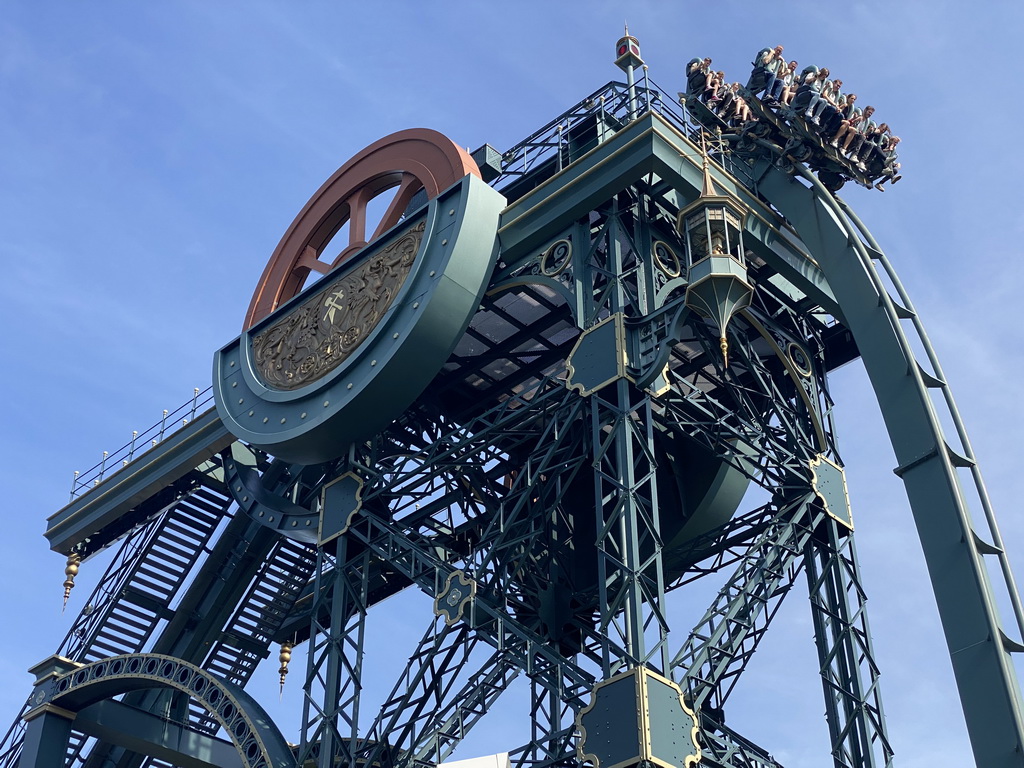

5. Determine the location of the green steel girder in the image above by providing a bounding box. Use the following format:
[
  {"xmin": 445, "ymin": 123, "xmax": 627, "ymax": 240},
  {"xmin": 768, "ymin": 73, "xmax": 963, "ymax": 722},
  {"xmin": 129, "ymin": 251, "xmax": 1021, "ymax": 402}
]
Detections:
[
  {"xmin": 805, "ymin": 518, "xmax": 894, "ymax": 767},
  {"xmin": 45, "ymin": 407, "xmax": 232, "ymax": 557},
  {"xmin": 342, "ymin": 505, "xmax": 597, "ymax": 695},
  {"xmin": 698, "ymin": 720, "xmax": 782, "ymax": 768},
  {"xmin": 355, "ymin": 620, "xmax": 483, "ymax": 768},
  {"xmin": 671, "ymin": 493, "xmax": 821, "ymax": 710},
  {"xmin": 297, "ymin": 543, "xmax": 370, "ymax": 768},
  {"xmin": 270, "ymin": 377, "xmax": 586, "ymax": 647},
  {"xmin": 589, "ymin": 378, "xmax": 669, "ymax": 675},
  {"xmin": 496, "ymin": 113, "xmax": 840, "ymax": 319},
  {"xmin": 755, "ymin": 157, "xmax": 1024, "ymax": 764},
  {"xmin": 514, "ymin": 682, "xmax": 577, "ymax": 768},
  {"xmin": 408, "ymin": 649, "xmax": 521, "ymax": 768},
  {"xmin": 22, "ymin": 654, "xmax": 293, "ymax": 768},
  {"xmin": 57, "ymin": 699, "xmax": 242, "ymax": 768}
]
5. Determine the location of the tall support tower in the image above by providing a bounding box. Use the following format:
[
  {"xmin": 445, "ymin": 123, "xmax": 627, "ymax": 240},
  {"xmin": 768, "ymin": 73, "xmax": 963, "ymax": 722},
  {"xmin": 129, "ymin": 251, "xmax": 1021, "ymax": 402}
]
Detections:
[{"xmin": 3, "ymin": 34, "xmax": 1024, "ymax": 768}]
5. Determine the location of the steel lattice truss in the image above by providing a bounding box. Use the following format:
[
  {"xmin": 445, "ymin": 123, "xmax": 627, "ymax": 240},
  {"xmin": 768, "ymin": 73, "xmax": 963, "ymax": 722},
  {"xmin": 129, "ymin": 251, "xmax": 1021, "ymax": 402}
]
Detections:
[{"xmin": 5, "ymin": 63, "xmax": 1023, "ymax": 768}]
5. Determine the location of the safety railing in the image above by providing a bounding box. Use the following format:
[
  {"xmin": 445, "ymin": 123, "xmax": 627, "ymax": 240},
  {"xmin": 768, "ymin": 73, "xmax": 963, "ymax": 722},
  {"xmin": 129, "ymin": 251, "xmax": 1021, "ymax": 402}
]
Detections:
[
  {"xmin": 67, "ymin": 386, "xmax": 215, "ymax": 501},
  {"xmin": 489, "ymin": 77, "xmax": 757, "ymax": 198}
]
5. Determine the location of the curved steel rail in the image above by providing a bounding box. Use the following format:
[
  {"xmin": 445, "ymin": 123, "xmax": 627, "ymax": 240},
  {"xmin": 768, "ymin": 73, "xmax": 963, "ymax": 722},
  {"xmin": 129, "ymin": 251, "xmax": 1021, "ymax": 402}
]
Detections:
[
  {"xmin": 834, "ymin": 197, "xmax": 1024, "ymax": 640},
  {"xmin": 737, "ymin": 134, "xmax": 1024, "ymax": 765}
]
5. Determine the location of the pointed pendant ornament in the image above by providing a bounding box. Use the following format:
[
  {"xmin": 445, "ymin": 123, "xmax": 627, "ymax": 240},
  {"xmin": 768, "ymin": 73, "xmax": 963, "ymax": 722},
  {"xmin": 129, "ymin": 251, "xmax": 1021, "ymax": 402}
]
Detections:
[
  {"xmin": 62, "ymin": 553, "xmax": 81, "ymax": 612},
  {"xmin": 278, "ymin": 641, "xmax": 293, "ymax": 695}
]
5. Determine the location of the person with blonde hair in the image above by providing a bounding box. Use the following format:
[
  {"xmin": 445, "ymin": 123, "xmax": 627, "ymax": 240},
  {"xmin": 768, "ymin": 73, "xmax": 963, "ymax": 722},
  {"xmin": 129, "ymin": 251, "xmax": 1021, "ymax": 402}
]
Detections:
[{"xmin": 725, "ymin": 82, "xmax": 755, "ymax": 124}]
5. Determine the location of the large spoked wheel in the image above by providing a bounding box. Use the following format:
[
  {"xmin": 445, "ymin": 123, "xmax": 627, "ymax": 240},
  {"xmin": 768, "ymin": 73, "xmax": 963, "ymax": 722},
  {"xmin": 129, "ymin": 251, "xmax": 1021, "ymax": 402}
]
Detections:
[{"xmin": 244, "ymin": 128, "xmax": 480, "ymax": 329}]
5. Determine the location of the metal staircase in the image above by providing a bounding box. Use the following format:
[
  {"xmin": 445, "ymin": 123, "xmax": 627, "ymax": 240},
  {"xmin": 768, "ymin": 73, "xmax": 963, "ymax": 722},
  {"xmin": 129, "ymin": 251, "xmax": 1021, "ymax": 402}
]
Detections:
[
  {"xmin": 0, "ymin": 474, "xmax": 233, "ymax": 768},
  {"xmin": 0, "ymin": 490, "xmax": 319, "ymax": 768},
  {"xmin": 203, "ymin": 534, "xmax": 318, "ymax": 687},
  {"xmin": 85, "ymin": 483, "xmax": 229, "ymax": 663},
  {"xmin": 182, "ymin": 534, "xmax": 319, "ymax": 741}
]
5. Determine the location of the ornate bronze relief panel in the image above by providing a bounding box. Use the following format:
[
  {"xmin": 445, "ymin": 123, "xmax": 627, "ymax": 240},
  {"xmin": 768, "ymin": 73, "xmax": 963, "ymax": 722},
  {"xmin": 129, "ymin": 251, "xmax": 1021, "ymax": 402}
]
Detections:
[{"xmin": 252, "ymin": 218, "xmax": 425, "ymax": 390}]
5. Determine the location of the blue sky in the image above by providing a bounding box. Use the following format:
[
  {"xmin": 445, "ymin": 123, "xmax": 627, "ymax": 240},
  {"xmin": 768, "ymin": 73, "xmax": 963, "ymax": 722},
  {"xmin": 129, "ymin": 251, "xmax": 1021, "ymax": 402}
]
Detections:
[{"xmin": 3, "ymin": 2, "xmax": 1024, "ymax": 766}]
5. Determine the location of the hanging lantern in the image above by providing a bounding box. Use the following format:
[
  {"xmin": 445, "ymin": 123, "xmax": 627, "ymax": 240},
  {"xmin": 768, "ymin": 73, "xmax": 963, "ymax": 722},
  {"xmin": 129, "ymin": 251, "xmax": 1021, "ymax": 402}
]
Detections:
[{"xmin": 677, "ymin": 152, "xmax": 754, "ymax": 366}]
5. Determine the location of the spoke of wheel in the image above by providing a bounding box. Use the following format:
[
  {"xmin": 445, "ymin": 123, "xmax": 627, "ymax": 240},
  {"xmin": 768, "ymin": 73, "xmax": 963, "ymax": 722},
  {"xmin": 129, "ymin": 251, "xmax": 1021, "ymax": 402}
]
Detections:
[
  {"xmin": 295, "ymin": 245, "xmax": 333, "ymax": 277},
  {"xmin": 372, "ymin": 172, "xmax": 422, "ymax": 241},
  {"xmin": 348, "ymin": 186, "xmax": 370, "ymax": 248},
  {"xmin": 328, "ymin": 185, "xmax": 371, "ymax": 267}
]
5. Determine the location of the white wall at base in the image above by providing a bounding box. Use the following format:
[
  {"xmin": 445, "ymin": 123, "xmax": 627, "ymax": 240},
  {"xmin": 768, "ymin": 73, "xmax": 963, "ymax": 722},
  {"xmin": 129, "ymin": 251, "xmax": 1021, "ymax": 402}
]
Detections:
[{"xmin": 438, "ymin": 752, "xmax": 511, "ymax": 768}]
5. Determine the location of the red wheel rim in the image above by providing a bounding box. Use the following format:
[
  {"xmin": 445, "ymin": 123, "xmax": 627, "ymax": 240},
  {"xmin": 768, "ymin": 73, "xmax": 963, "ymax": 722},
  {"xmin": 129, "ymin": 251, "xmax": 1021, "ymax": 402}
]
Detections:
[{"xmin": 244, "ymin": 128, "xmax": 480, "ymax": 329}]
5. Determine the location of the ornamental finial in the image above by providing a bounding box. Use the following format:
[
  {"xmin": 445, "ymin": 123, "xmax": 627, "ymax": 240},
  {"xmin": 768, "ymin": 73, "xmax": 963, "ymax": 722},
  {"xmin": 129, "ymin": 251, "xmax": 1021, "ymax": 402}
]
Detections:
[
  {"xmin": 699, "ymin": 133, "xmax": 718, "ymax": 198},
  {"xmin": 278, "ymin": 641, "xmax": 293, "ymax": 695},
  {"xmin": 62, "ymin": 552, "xmax": 81, "ymax": 612}
]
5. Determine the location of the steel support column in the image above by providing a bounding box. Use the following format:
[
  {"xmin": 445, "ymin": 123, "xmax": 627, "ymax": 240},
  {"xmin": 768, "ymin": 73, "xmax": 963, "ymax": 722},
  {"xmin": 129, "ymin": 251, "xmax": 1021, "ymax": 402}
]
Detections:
[
  {"xmin": 672, "ymin": 493, "xmax": 820, "ymax": 712},
  {"xmin": 805, "ymin": 520, "xmax": 893, "ymax": 768},
  {"xmin": 297, "ymin": 541, "xmax": 371, "ymax": 768},
  {"xmin": 18, "ymin": 709, "xmax": 74, "ymax": 768}
]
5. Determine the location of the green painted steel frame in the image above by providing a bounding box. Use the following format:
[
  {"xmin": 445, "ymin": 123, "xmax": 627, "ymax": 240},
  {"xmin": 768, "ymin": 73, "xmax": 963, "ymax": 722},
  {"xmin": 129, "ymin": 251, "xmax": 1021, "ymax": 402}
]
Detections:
[
  {"xmin": 469, "ymin": 117, "xmax": 849, "ymax": 765},
  {"xmin": 45, "ymin": 407, "xmax": 233, "ymax": 558},
  {"xmin": 497, "ymin": 108, "xmax": 1024, "ymax": 765},
  {"xmin": 22, "ymin": 654, "xmax": 293, "ymax": 768},
  {"xmin": 759, "ymin": 160, "xmax": 1024, "ymax": 766},
  {"xmin": 9, "ymin": 84, "xmax": 1022, "ymax": 768},
  {"xmin": 296, "ymin": 541, "xmax": 370, "ymax": 768}
]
